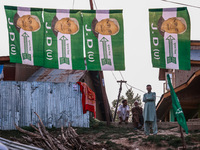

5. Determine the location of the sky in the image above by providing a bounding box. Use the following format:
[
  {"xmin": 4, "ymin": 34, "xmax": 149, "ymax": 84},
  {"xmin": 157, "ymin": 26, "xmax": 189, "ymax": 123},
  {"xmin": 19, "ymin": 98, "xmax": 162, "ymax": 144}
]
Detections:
[{"xmin": 1, "ymin": 0, "xmax": 200, "ymax": 106}]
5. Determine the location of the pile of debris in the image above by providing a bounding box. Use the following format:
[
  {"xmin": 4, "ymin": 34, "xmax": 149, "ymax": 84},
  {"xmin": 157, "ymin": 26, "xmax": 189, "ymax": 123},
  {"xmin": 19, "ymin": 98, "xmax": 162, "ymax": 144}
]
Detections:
[{"xmin": 15, "ymin": 112, "xmax": 86, "ymax": 150}]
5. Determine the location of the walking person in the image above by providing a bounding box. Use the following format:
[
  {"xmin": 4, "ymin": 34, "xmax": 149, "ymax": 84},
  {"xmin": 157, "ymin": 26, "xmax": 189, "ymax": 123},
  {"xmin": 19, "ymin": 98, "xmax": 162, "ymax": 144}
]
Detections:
[
  {"xmin": 143, "ymin": 85, "xmax": 157, "ymax": 136},
  {"xmin": 117, "ymin": 99, "xmax": 129, "ymax": 124}
]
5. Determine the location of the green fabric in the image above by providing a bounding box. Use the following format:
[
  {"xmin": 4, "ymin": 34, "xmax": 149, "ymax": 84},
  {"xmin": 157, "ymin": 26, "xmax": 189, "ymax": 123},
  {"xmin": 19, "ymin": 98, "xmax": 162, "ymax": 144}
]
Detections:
[
  {"xmin": 5, "ymin": 6, "xmax": 21, "ymax": 64},
  {"xmin": 143, "ymin": 92, "xmax": 156, "ymax": 122},
  {"xmin": 170, "ymin": 108, "xmax": 175, "ymax": 122},
  {"xmin": 149, "ymin": 7, "xmax": 190, "ymax": 70},
  {"xmin": 177, "ymin": 8, "xmax": 191, "ymax": 70},
  {"xmin": 149, "ymin": 9, "xmax": 165, "ymax": 69},
  {"xmin": 5, "ymin": 7, "xmax": 125, "ymax": 71},
  {"xmin": 82, "ymin": 10, "xmax": 125, "ymax": 71},
  {"xmin": 44, "ymin": 9, "xmax": 59, "ymax": 69},
  {"xmin": 167, "ymin": 74, "xmax": 188, "ymax": 134},
  {"xmin": 4, "ymin": 6, "xmax": 44, "ymax": 66},
  {"xmin": 44, "ymin": 9, "xmax": 85, "ymax": 70}
]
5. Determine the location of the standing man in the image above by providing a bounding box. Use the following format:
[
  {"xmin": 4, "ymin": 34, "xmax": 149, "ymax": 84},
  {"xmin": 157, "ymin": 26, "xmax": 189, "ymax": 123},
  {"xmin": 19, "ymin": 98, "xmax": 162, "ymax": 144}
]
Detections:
[
  {"xmin": 143, "ymin": 85, "xmax": 157, "ymax": 136},
  {"xmin": 117, "ymin": 99, "xmax": 129, "ymax": 124}
]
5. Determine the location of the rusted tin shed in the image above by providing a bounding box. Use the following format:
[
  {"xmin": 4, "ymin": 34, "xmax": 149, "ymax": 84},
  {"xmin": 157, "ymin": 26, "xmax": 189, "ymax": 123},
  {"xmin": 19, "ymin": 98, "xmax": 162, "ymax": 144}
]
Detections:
[
  {"xmin": 27, "ymin": 68, "xmax": 85, "ymax": 83},
  {"xmin": 0, "ymin": 81, "xmax": 89, "ymax": 130},
  {"xmin": 0, "ymin": 59, "xmax": 112, "ymax": 130},
  {"xmin": 27, "ymin": 67, "xmax": 112, "ymax": 122}
]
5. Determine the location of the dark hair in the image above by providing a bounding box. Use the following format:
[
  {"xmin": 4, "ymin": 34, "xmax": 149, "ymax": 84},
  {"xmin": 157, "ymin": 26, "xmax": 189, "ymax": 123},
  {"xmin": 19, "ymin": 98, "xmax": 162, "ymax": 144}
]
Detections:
[
  {"xmin": 146, "ymin": 84, "xmax": 151, "ymax": 87},
  {"xmin": 122, "ymin": 99, "xmax": 127, "ymax": 104}
]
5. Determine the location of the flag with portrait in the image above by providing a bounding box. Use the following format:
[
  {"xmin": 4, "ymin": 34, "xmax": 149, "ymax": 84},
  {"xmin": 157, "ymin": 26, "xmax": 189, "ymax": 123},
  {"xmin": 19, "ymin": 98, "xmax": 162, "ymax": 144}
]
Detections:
[
  {"xmin": 44, "ymin": 9, "xmax": 85, "ymax": 70},
  {"xmin": 149, "ymin": 7, "xmax": 190, "ymax": 70},
  {"xmin": 82, "ymin": 10, "xmax": 125, "ymax": 71},
  {"xmin": 4, "ymin": 5, "xmax": 44, "ymax": 66}
]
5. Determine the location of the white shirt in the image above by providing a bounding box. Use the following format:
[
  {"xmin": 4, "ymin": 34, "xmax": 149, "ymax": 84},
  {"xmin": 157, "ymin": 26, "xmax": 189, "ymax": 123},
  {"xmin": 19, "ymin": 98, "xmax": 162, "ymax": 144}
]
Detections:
[{"xmin": 118, "ymin": 104, "xmax": 129, "ymax": 120}]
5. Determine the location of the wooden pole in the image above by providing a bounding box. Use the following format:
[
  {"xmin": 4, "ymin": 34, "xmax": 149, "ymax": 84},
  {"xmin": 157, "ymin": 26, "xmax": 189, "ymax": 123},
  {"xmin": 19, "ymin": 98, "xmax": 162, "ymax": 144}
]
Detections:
[
  {"xmin": 99, "ymin": 71, "xmax": 111, "ymax": 125},
  {"xmin": 89, "ymin": 0, "xmax": 94, "ymax": 10},
  {"xmin": 179, "ymin": 125, "xmax": 186, "ymax": 150},
  {"xmin": 88, "ymin": 0, "xmax": 112, "ymax": 126},
  {"xmin": 113, "ymin": 80, "xmax": 127, "ymax": 122}
]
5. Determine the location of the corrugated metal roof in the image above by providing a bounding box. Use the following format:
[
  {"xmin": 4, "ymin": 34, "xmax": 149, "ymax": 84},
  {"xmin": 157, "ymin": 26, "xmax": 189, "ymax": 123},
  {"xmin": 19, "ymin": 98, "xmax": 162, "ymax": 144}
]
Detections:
[
  {"xmin": 0, "ymin": 137, "xmax": 43, "ymax": 150},
  {"xmin": 27, "ymin": 68, "xmax": 86, "ymax": 83}
]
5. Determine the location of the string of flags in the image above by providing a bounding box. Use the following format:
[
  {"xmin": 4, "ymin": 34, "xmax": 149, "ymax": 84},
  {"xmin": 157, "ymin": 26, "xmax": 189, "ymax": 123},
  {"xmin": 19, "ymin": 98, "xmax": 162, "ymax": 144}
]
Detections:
[
  {"xmin": 5, "ymin": 5, "xmax": 192, "ymax": 71},
  {"xmin": 4, "ymin": 5, "xmax": 125, "ymax": 71}
]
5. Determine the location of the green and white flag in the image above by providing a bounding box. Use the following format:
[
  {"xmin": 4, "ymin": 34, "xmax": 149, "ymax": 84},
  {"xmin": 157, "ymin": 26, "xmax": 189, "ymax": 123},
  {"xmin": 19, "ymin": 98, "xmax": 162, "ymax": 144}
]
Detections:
[
  {"xmin": 44, "ymin": 9, "xmax": 85, "ymax": 70},
  {"xmin": 5, "ymin": 6, "xmax": 44, "ymax": 66},
  {"xmin": 167, "ymin": 74, "xmax": 188, "ymax": 134},
  {"xmin": 82, "ymin": 10, "xmax": 125, "ymax": 70},
  {"xmin": 149, "ymin": 7, "xmax": 190, "ymax": 70}
]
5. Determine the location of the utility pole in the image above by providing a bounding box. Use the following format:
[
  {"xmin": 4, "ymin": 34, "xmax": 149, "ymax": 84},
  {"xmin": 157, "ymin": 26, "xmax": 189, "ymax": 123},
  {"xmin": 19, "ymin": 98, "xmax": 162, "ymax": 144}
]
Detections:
[
  {"xmin": 88, "ymin": 0, "xmax": 112, "ymax": 126},
  {"xmin": 89, "ymin": 0, "xmax": 94, "ymax": 10},
  {"xmin": 113, "ymin": 80, "xmax": 127, "ymax": 122}
]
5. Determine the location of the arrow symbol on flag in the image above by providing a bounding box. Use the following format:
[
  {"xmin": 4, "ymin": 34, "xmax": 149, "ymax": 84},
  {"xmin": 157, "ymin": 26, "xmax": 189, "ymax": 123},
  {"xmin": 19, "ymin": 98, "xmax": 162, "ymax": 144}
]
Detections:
[
  {"xmin": 166, "ymin": 35, "xmax": 176, "ymax": 64},
  {"xmin": 100, "ymin": 37, "xmax": 111, "ymax": 66},
  {"xmin": 59, "ymin": 36, "xmax": 70, "ymax": 65},
  {"xmin": 22, "ymin": 32, "xmax": 31, "ymax": 61}
]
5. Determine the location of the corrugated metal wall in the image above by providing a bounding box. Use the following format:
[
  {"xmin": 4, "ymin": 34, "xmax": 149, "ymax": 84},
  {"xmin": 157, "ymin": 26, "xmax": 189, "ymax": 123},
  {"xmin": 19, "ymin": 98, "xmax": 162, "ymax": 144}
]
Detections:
[{"xmin": 0, "ymin": 81, "xmax": 89, "ymax": 130}]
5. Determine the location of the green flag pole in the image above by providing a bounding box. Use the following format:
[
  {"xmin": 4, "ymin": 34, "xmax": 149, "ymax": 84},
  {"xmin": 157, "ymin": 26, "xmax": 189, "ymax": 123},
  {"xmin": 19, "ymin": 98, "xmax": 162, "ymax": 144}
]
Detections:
[
  {"xmin": 167, "ymin": 74, "xmax": 188, "ymax": 149},
  {"xmin": 179, "ymin": 125, "xmax": 186, "ymax": 150}
]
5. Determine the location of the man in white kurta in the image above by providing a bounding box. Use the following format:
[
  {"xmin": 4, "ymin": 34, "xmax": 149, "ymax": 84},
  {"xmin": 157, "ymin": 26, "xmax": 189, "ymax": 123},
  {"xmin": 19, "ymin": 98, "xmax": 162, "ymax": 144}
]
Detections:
[
  {"xmin": 117, "ymin": 99, "xmax": 129, "ymax": 124},
  {"xmin": 143, "ymin": 85, "xmax": 157, "ymax": 135}
]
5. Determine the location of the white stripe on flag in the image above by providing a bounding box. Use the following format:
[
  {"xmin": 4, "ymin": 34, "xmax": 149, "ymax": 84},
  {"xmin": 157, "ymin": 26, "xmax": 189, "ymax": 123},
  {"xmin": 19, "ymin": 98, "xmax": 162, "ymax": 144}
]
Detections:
[
  {"xmin": 163, "ymin": 8, "xmax": 179, "ymax": 69},
  {"xmin": 96, "ymin": 10, "xmax": 115, "ymax": 70},
  {"xmin": 56, "ymin": 10, "xmax": 72, "ymax": 70},
  {"xmin": 18, "ymin": 7, "xmax": 34, "ymax": 65}
]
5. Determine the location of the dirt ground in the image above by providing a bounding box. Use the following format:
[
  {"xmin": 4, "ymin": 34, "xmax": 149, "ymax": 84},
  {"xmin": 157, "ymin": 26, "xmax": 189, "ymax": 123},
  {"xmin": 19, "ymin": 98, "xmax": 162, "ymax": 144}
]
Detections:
[{"xmin": 0, "ymin": 122, "xmax": 200, "ymax": 150}]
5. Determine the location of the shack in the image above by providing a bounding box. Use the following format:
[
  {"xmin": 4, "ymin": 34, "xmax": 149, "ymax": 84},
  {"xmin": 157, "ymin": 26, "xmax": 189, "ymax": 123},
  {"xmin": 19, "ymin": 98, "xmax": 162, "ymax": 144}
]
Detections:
[{"xmin": 0, "ymin": 57, "xmax": 112, "ymax": 130}]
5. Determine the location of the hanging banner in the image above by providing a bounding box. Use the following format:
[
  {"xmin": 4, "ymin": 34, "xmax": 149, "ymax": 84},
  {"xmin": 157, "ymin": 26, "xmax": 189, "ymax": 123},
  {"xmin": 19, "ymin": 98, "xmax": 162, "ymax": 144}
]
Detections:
[
  {"xmin": 4, "ymin": 6, "xmax": 44, "ymax": 66},
  {"xmin": 82, "ymin": 10, "xmax": 125, "ymax": 71},
  {"xmin": 149, "ymin": 7, "xmax": 190, "ymax": 70},
  {"xmin": 44, "ymin": 9, "xmax": 85, "ymax": 70}
]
